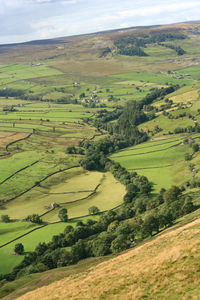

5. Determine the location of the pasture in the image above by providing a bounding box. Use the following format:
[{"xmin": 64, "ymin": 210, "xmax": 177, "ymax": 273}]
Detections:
[
  {"xmin": 0, "ymin": 215, "xmax": 99, "ymax": 275},
  {"xmin": 1, "ymin": 23, "xmax": 200, "ymax": 278},
  {"xmin": 111, "ymin": 135, "xmax": 196, "ymax": 191}
]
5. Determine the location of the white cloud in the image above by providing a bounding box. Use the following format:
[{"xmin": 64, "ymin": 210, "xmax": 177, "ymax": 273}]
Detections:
[
  {"xmin": 119, "ymin": 2, "xmax": 200, "ymax": 18},
  {"xmin": 0, "ymin": 0, "xmax": 200, "ymax": 44}
]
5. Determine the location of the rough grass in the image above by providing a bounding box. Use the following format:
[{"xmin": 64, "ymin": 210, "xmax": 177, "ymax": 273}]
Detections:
[
  {"xmin": 15, "ymin": 216, "xmax": 200, "ymax": 300},
  {"xmin": 0, "ymin": 132, "xmax": 28, "ymax": 155}
]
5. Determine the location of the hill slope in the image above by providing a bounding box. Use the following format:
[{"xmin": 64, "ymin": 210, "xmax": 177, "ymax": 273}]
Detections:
[{"xmin": 15, "ymin": 217, "xmax": 200, "ymax": 300}]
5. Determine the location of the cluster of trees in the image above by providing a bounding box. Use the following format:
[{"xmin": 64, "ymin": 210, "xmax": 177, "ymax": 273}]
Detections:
[
  {"xmin": 159, "ymin": 43, "xmax": 186, "ymax": 55},
  {"xmin": 25, "ymin": 214, "xmax": 42, "ymax": 224},
  {"xmin": 114, "ymin": 33, "xmax": 186, "ymax": 57},
  {"xmin": 88, "ymin": 87, "xmax": 178, "ymax": 138},
  {"xmin": 0, "ymin": 88, "xmax": 25, "ymax": 98},
  {"xmin": 100, "ymin": 47, "xmax": 112, "ymax": 57},
  {"xmin": 139, "ymin": 86, "xmax": 178, "ymax": 108},
  {"xmin": 79, "ymin": 134, "xmax": 146, "ymax": 171},
  {"xmin": 1, "ymin": 215, "xmax": 11, "ymax": 223},
  {"xmin": 2, "ymin": 106, "xmax": 17, "ymax": 112},
  {"xmin": 172, "ymin": 124, "xmax": 200, "ymax": 135},
  {"xmin": 65, "ymin": 146, "xmax": 84, "ymax": 155},
  {"xmin": 93, "ymin": 107, "xmax": 123, "ymax": 127},
  {"xmin": 3, "ymin": 183, "xmax": 195, "ymax": 281},
  {"xmin": 117, "ymin": 46, "xmax": 148, "ymax": 57}
]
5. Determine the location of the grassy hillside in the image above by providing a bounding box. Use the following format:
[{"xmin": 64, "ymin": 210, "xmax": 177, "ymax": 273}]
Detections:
[
  {"xmin": 1, "ymin": 21, "xmax": 200, "ymax": 286},
  {"xmin": 0, "ymin": 210, "xmax": 199, "ymax": 300}
]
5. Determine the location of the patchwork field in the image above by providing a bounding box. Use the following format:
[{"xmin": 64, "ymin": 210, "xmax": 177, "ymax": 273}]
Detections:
[
  {"xmin": 1, "ymin": 21, "xmax": 200, "ymax": 283},
  {"xmin": 111, "ymin": 134, "xmax": 200, "ymax": 191}
]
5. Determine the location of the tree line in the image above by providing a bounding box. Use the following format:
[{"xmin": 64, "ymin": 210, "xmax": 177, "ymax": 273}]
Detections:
[{"xmin": 114, "ymin": 32, "xmax": 186, "ymax": 57}]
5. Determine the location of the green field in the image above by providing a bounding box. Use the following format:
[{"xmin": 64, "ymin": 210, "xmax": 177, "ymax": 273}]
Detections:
[
  {"xmin": 111, "ymin": 135, "xmax": 198, "ymax": 191},
  {"xmin": 1, "ymin": 22, "xmax": 200, "ymax": 279}
]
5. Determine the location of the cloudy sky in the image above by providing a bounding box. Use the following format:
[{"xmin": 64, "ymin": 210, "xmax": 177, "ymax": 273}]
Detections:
[{"xmin": 0, "ymin": 0, "xmax": 200, "ymax": 44}]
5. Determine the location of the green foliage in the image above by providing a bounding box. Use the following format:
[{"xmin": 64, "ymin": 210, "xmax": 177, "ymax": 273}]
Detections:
[
  {"xmin": 142, "ymin": 213, "xmax": 159, "ymax": 236},
  {"xmin": 1, "ymin": 215, "xmax": 11, "ymax": 223},
  {"xmin": 58, "ymin": 208, "xmax": 68, "ymax": 222},
  {"xmin": 159, "ymin": 43, "xmax": 186, "ymax": 55},
  {"xmin": 14, "ymin": 243, "xmax": 24, "ymax": 255},
  {"xmin": 192, "ymin": 143, "xmax": 199, "ymax": 153},
  {"xmin": 163, "ymin": 186, "xmax": 182, "ymax": 203},
  {"xmin": 110, "ymin": 234, "xmax": 129, "ymax": 253},
  {"xmin": 185, "ymin": 153, "xmax": 192, "ymax": 161},
  {"xmin": 0, "ymin": 88, "xmax": 25, "ymax": 98},
  {"xmin": 92, "ymin": 232, "xmax": 114, "ymax": 257},
  {"xmin": 114, "ymin": 33, "xmax": 186, "ymax": 57},
  {"xmin": 25, "ymin": 214, "xmax": 42, "ymax": 224},
  {"xmin": 88, "ymin": 206, "xmax": 100, "ymax": 215}
]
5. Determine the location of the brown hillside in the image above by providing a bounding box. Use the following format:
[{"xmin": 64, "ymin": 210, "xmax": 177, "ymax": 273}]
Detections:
[{"xmin": 17, "ymin": 217, "xmax": 200, "ymax": 300}]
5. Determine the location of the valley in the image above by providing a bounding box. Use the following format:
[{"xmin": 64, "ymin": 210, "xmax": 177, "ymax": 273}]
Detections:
[{"xmin": 0, "ymin": 21, "xmax": 200, "ymax": 298}]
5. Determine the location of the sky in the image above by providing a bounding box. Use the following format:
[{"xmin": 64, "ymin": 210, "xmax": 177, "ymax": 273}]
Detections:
[{"xmin": 0, "ymin": 0, "xmax": 200, "ymax": 44}]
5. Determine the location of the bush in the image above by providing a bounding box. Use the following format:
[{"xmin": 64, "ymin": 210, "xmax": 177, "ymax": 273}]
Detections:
[
  {"xmin": 88, "ymin": 206, "xmax": 100, "ymax": 215},
  {"xmin": 58, "ymin": 208, "xmax": 68, "ymax": 222},
  {"xmin": 14, "ymin": 243, "xmax": 24, "ymax": 255},
  {"xmin": 1, "ymin": 215, "xmax": 10, "ymax": 223},
  {"xmin": 26, "ymin": 214, "xmax": 42, "ymax": 224}
]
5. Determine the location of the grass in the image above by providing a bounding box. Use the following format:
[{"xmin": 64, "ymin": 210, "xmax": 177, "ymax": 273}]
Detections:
[
  {"xmin": 0, "ymin": 216, "xmax": 99, "ymax": 276},
  {"xmin": 0, "ymin": 132, "xmax": 28, "ymax": 155},
  {"xmin": 112, "ymin": 71, "xmax": 193, "ymax": 86},
  {"xmin": 111, "ymin": 136, "xmax": 194, "ymax": 191},
  {"xmin": 1, "ymin": 22, "xmax": 200, "ymax": 280},
  {"xmin": 0, "ymin": 222, "xmax": 37, "ymax": 246},
  {"xmin": 139, "ymin": 114, "xmax": 194, "ymax": 134},
  {"xmin": 0, "ymin": 251, "xmax": 23, "ymax": 276},
  {"xmin": 10, "ymin": 211, "xmax": 200, "ymax": 300},
  {"xmin": 42, "ymin": 172, "xmax": 126, "ymax": 222}
]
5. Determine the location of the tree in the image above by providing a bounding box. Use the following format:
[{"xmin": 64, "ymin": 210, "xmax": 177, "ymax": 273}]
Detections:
[
  {"xmin": 88, "ymin": 206, "xmax": 100, "ymax": 215},
  {"xmin": 58, "ymin": 208, "xmax": 68, "ymax": 222},
  {"xmin": 14, "ymin": 243, "xmax": 24, "ymax": 255},
  {"xmin": 92, "ymin": 233, "xmax": 114, "ymax": 256},
  {"xmin": 1, "ymin": 215, "xmax": 10, "ymax": 223},
  {"xmin": 26, "ymin": 214, "xmax": 42, "ymax": 224},
  {"xmin": 185, "ymin": 153, "xmax": 192, "ymax": 161},
  {"xmin": 79, "ymin": 92, "xmax": 85, "ymax": 99},
  {"xmin": 163, "ymin": 186, "xmax": 182, "ymax": 203},
  {"xmin": 182, "ymin": 197, "xmax": 194, "ymax": 214},
  {"xmin": 110, "ymin": 234, "xmax": 129, "ymax": 253},
  {"xmin": 64, "ymin": 225, "xmax": 74, "ymax": 234},
  {"xmin": 35, "ymin": 242, "xmax": 48, "ymax": 256},
  {"xmin": 142, "ymin": 213, "xmax": 159, "ymax": 237},
  {"xmin": 192, "ymin": 143, "xmax": 199, "ymax": 153}
]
